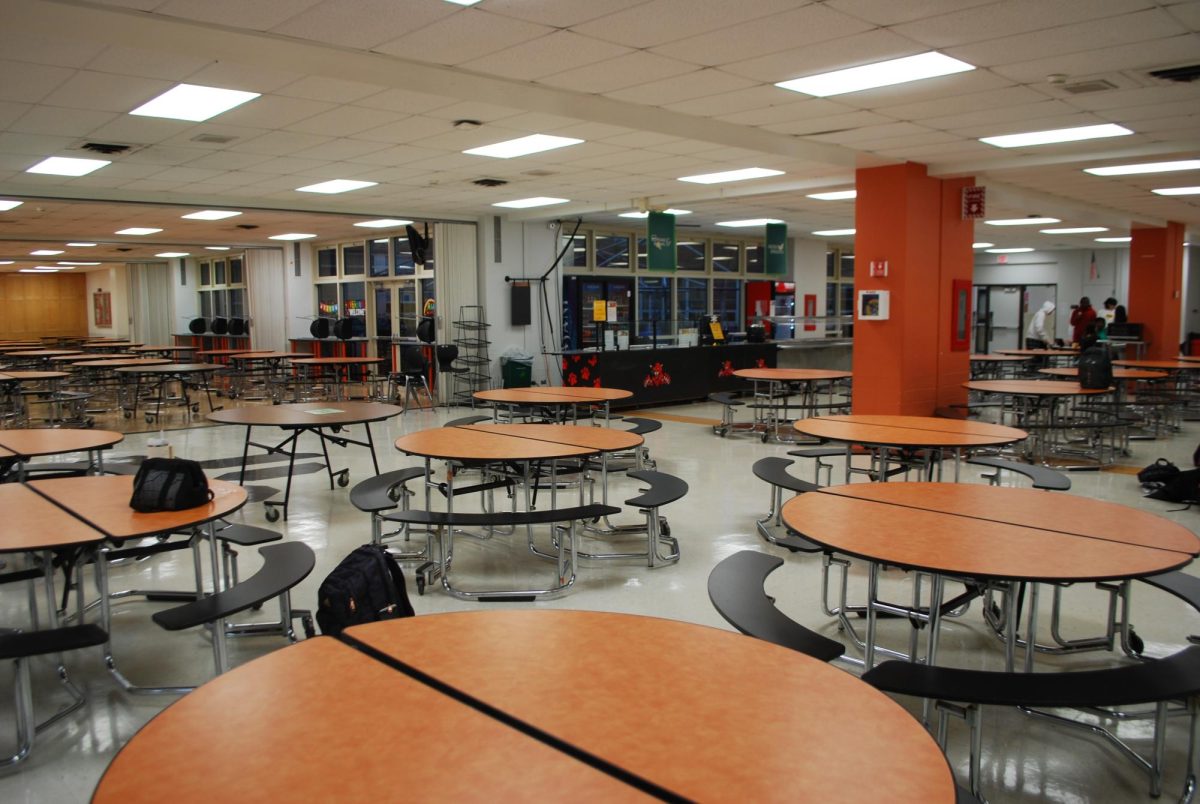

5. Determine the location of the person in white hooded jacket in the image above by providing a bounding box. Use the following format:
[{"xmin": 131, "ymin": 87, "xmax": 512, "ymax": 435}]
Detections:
[{"xmin": 1025, "ymin": 301, "xmax": 1055, "ymax": 349}]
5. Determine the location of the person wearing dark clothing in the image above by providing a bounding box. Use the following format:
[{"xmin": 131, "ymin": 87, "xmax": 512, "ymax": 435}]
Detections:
[
  {"xmin": 1103, "ymin": 297, "xmax": 1127, "ymax": 324},
  {"xmin": 1070, "ymin": 297, "xmax": 1097, "ymax": 345}
]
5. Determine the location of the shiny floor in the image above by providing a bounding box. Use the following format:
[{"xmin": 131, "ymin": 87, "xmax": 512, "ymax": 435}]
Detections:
[{"xmin": 2, "ymin": 398, "xmax": 1199, "ymax": 803}]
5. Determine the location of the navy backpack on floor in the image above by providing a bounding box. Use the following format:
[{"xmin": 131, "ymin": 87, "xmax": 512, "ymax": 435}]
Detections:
[{"xmin": 316, "ymin": 545, "xmax": 415, "ymax": 636}]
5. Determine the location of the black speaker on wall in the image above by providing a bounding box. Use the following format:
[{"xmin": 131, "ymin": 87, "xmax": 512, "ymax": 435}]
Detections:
[
  {"xmin": 511, "ymin": 281, "xmax": 531, "ymax": 326},
  {"xmin": 406, "ymin": 224, "xmax": 428, "ymax": 266}
]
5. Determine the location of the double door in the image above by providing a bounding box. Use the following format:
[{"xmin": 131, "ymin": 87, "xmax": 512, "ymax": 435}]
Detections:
[
  {"xmin": 974, "ymin": 284, "xmax": 1056, "ymax": 352},
  {"xmin": 371, "ymin": 279, "xmax": 435, "ymax": 371}
]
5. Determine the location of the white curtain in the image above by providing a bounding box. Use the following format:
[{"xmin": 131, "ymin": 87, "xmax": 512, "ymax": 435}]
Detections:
[
  {"xmin": 246, "ymin": 249, "xmax": 287, "ymax": 352},
  {"xmin": 128, "ymin": 262, "xmax": 172, "ymax": 345}
]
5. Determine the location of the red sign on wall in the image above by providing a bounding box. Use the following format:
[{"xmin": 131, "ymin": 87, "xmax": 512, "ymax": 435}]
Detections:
[{"xmin": 961, "ymin": 186, "xmax": 985, "ymax": 219}]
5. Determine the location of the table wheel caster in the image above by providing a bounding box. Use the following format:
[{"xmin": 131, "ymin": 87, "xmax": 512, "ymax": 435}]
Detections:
[
  {"xmin": 264, "ymin": 506, "xmax": 281, "ymax": 523},
  {"xmin": 191, "ymin": 404, "xmax": 200, "ymax": 413},
  {"xmin": 337, "ymin": 471, "xmax": 350, "ymax": 488},
  {"xmin": 124, "ymin": 411, "xmax": 133, "ymax": 419},
  {"xmin": 145, "ymin": 414, "xmax": 155, "ymax": 424},
  {"xmin": 1127, "ymin": 628, "xmax": 1145, "ymax": 656}
]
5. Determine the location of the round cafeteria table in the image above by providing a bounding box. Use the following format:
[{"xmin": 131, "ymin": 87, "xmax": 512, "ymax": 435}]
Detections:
[
  {"xmin": 94, "ymin": 610, "xmax": 955, "ymax": 803},
  {"xmin": 290, "ymin": 356, "xmax": 385, "ymax": 401},
  {"xmin": 207, "ymin": 401, "xmax": 402, "ymax": 521},
  {"xmin": 792, "ymin": 414, "xmax": 1027, "ymax": 482},
  {"xmin": 963, "ymin": 379, "xmax": 1112, "ymax": 466},
  {"xmin": 115, "ymin": 362, "xmax": 220, "ymax": 422},
  {"xmin": 995, "ymin": 348, "xmax": 1078, "ymax": 358},
  {"xmin": 969, "ymin": 353, "xmax": 1028, "ymax": 379},
  {"xmin": 0, "ymin": 427, "xmax": 122, "ymax": 477},
  {"xmin": 0, "ymin": 370, "xmax": 74, "ymax": 426},
  {"xmin": 733, "ymin": 367, "xmax": 852, "ymax": 442},
  {"xmin": 473, "ymin": 385, "xmax": 632, "ymax": 422},
  {"xmin": 782, "ymin": 483, "xmax": 1199, "ymax": 669}
]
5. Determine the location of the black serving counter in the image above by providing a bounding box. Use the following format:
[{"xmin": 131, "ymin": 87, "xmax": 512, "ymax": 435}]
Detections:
[{"xmin": 559, "ymin": 343, "xmax": 777, "ymax": 408}]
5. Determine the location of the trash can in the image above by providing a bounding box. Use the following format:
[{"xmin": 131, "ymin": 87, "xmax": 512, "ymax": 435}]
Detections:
[{"xmin": 499, "ymin": 348, "xmax": 534, "ymax": 388}]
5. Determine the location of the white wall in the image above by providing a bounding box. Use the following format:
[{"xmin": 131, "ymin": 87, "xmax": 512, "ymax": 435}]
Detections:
[
  {"xmin": 172, "ymin": 259, "xmax": 197, "ymax": 332},
  {"xmin": 790, "ymin": 236, "xmax": 827, "ymax": 340},
  {"xmin": 973, "ymin": 248, "xmax": 1129, "ymax": 341},
  {"xmin": 87, "ymin": 265, "xmax": 129, "ymax": 338}
]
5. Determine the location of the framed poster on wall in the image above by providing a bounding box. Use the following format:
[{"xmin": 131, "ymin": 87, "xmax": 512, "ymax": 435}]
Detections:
[{"xmin": 93, "ymin": 291, "xmax": 112, "ymax": 328}]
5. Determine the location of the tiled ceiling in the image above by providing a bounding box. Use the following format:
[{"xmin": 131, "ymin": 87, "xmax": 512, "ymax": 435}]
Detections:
[{"xmin": 0, "ymin": 0, "xmax": 1197, "ymax": 273}]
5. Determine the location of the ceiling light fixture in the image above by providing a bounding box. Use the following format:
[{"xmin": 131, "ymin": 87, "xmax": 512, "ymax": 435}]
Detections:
[
  {"xmin": 26, "ymin": 156, "xmax": 110, "ymax": 176},
  {"xmin": 1095, "ymin": 236, "xmax": 1132, "ymax": 243},
  {"xmin": 678, "ymin": 167, "xmax": 784, "ymax": 184},
  {"xmin": 130, "ymin": 83, "xmax": 260, "ymax": 122},
  {"xmin": 1084, "ymin": 159, "xmax": 1200, "ymax": 176},
  {"xmin": 716, "ymin": 218, "xmax": 785, "ymax": 227},
  {"xmin": 66, "ymin": 242, "xmax": 96, "ymax": 247},
  {"xmin": 980, "ymin": 124, "xmax": 1133, "ymax": 148},
  {"xmin": 985, "ymin": 217, "xmax": 1060, "ymax": 226},
  {"xmin": 807, "ymin": 190, "xmax": 857, "ymax": 201},
  {"xmin": 464, "ymin": 134, "xmax": 584, "ymax": 159},
  {"xmin": 30, "ymin": 249, "xmax": 63, "ymax": 256},
  {"xmin": 618, "ymin": 209, "xmax": 692, "ymax": 218},
  {"xmin": 444, "ymin": 0, "xmax": 482, "ymax": 5},
  {"xmin": 156, "ymin": 252, "xmax": 189, "ymax": 258},
  {"xmin": 0, "ymin": 261, "xmax": 13, "ymax": 265},
  {"xmin": 0, "ymin": 200, "xmax": 22, "ymax": 211},
  {"xmin": 57, "ymin": 261, "xmax": 100, "ymax": 266},
  {"xmin": 972, "ymin": 242, "xmax": 994, "ymax": 249},
  {"xmin": 115, "ymin": 227, "xmax": 162, "ymax": 236},
  {"xmin": 269, "ymin": 233, "xmax": 317, "ymax": 241},
  {"xmin": 20, "ymin": 268, "xmax": 57, "ymax": 273},
  {"xmin": 1151, "ymin": 186, "xmax": 1200, "ymax": 196},
  {"xmin": 776, "ymin": 52, "xmax": 974, "ymax": 97},
  {"xmin": 205, "ymin": 246, "xmax": 231, "ymax": 251},
  {"xmin": 811, "ymin": 229, "xmax": 856, "ymax": 236},
  {"xmin": 492, "ymin": 197, "xmax": 570, "ymax": 209},
  {"xmin": 354, "ymin": 218, "xmax": 414, "ymax": 228},
  {"xmin": 182, "ymin": 210, "xmax": 242, "ymax": 220},
  {"xmin": 987, "ymin": 247, "xmax": 1034, "ymax": 253},
  {"xmin": 1040, "ymin": 227, "xmax": 1108, "ymax": 234},
  {"xmin": 296, "ymin": 179, "xmax": 377, "ymax": 194}
]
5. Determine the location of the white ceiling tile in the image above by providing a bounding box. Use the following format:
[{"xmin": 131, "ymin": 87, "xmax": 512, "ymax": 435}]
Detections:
[
  {"xmin": 287, "ymin": 105, "xmax": 405, "ymax": 137},
  {"xmin": 650, "ymin": 5, "xmax": 876, "ymax": 68},
  {"xmin": 824, "ymin": 0, "xmax": 996, "ymax": 27},
  {"xmin": 851, "ymin": 129, "xmax": 960, "ymax": 151},
  {"xmin": 570, "ymin": 0, "xmax": 797, "ymax": 49},
  {"xmin": 810, "ymin": 121, "xmax": 932, "ymax": 145},
  {"xmin": 716, "ymin": 99, "xmax": 855, "ymax": 127},
  {"xmin": 219, "ymin": 95, "xmax": 337, "ymax": 129},
  {"xmin": 183, "ymin": 61, "xmax": 302, "ymax": 95},
  {"xmin": 0, "ymin": 101, "xmax": 31, "ymax": 130},
  {"xmin": 39, "ymin": 70, "xmax": 171, "ymax": 113},
  {"xmin": 538, "ymin": 52, "xmax": 697, "ymax": 94},
  {"xmin": 1165, "ymin": 1, "xmax": 1200, "ymax": 28},
  {"xmin": 143, "ymin": 165, "xmax": 226, "ymax": 183},
  {"xmin": 346, "ymin": 144, "xmax": 443, "ymax": 167},
  {"xmin": 154, "ymin": 0, "xmax": 325, "ymax": 30},
  {"xmin": 896, "ymin": 0, "xmax": 1160, "ymax": 47},
  {"xmin": 176, "ymin": 150, "xmax": 272, "ymax": 171},
  {"xmin": 723, "ymin": 28, "xmax": 922, "ymax": 83},
  {"xmin": 359, "ymin": 165, "xmax": 431, "ymax": 184},
  {"xmin": 460, "ymin": 31, "xmax": 631, "ymax": 82},
  {"xmin": 374, "ymin": 11, "xmax": 554, "ymax": 67},
  {"xmin": 990, "ymin": 35, "xmax": 1200, "ymax": 84},
  {"xmin": 161, "ymin": 123, "xmax": 271, "ymax": 149},
  {"xmin": 484, "ymin": 0, "xmax": 649, "ymax": 28},
  {"xmin": 950, "ymin": 111, "xmax": 1114, "ymax": 138},
  {"xmin": 1125, "ymin": 113, "xmax": 1200, "ymax": 134},
  {"xmin": 83, "ymin": 46, "xmax": 210, "ymax": 82},
  {"xmin": 230, "ymin": 130, "xmax": 334, "ymax": 155},
  {"xmin": 1063, "ymin": 84, "xmax": 1200, "ymax": 112},
  {"xmin": 269, "ymin": 0, "xmax": 455, "ymax": 49},
  {"xmin": 604, "ymin": 69, "xmax": 758, "ymax": 106},
  {"xmin": 83, "ymin": 115, "xmax": 189, "ymax": 145},
  {"xmin": 875, "ymin": 85, "xmax": 1045, "ymax": 121},
  {"xmin": 661, "ymin": 85, "xmax": 782, "ymax": 116},
  {"xmin": 277, "ymin": 76, "xmax": 388, "ymax": 104},
  {"xmin": 243, "ymin": 155, "xmax": 331, "ymax": 176},
  {"xmin": 412, "ymin": 128, "xmax": 518, "ymax": 152},
  {"xmin": 355, "ymin": 115, "xmax": 454, "ymax": 145},
  {"xmin": 423, "ymin": 102, "xmax": 525, "ymax": 123},
  {"xmin": 488, "ymin": 112, "xmax": 586, "ymax": 135},
  {"xmin": 9, "ymin": 107, "xmax": 118, "ymax": 138},
  {"xmin": 0, "ymin": 31, "xmax": 106, "ymax": 70},
  {"xmin": 644, "ymin": 139, "xmax": 724, "ymax": 155},
  {"xmin": 831, "ymin": 70, "xmax": 1014, "ymax": 111},
  {"xmin": 119, "ymin": 144, "xmax": 213, "ymax": 166},
  {"xmin": 289, "ymin": 138, "xmax": 392, "ymax": 161},
  {"xmin": 355, "ymin": 87, "xmax": 458, "ymax": 116},
  {"xmin": 917, "ymin": 100, "xmax": 1081, "ymax": 131},
  {"xmin": 0, "ymin": 60, "xmax": 76, "ymax": 104},
  {"xmin": 600, "ymin": 131, "xmax": 683, "ymax": 149},
  {"xmin": 549, "ymin": 122, "xmax": 634, "ymax": 141},
  {"xmin": 764, "ymin": 110, "xmax": 895, "ymax": 136}
]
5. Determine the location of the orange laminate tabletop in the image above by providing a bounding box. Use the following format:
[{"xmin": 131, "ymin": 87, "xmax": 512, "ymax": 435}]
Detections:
[
  {"xmin": 227, "ymin": 351, "xmax": 305, "ymax": 361},
  {"xmin": 195, "ymin": 348, "xmax": 260, "ymax": 357},
  {"xmin": 963, "ymin": 379, "xmax": 1111, "ymax": 396},
  {"xmin": 0, "ymin": 484, "xmax": 106, "ymax": 553},
  {"xmin": 458, "ymin": 423, "xmax": 643, "ymax": 452},
  {"xmin": 131, "ymin": 345, "xmax": 197, "ymax": 352},
  {"xmin": 115, "ymin": 363, "xmax": 218, "ymax": 375},
  {"xmin": 29, "ymin": 476, "xmax": 247, "ymax": 540},
  {"xmin": 208, "ymin": 401, "xmax": 402, "ymax": 428},
  {"xmin": 291, "ymin": 356, "xmax": 386, "ymax": 366},
  {"xmin": 474, "ymin": 386, "xmax": 632, "ymax": 404},
  {"xmin": 970, "ymin": 354, "xmax": 1028, "ymax": 362},
  {"xmin": 92, "ymin": 637, "xmax": 642, "ymax": 804},
  {"xmin": 733, "ymin": 367, "xmax": 852, "ymax": 382},
  {"xmin": 1040, "ymin": 367, "xmax": 1168, "ymax": 380},
  {"xmin": 71, "ymin": 357, "xmax": 170, "ymax": 368},
  {"xmin": 0, "ymin": 370, "xmax": 69, "ymax": 381},
  {"xmin": 994, "ymin": 348, "xmax": 1078, "ymax": 357},
  {"xmin": 395, "ymin": 427, "xmax": 596, "ymax": 462},
  {"xmin": 346, "ymin": 611, "xmax": 955, "ymax": 804},
  {"xmin": 782, "ymin": 483, "xmax": 1198, "ymax": 582},
  {"xmin": 0, "ymin": 428, "xmax": 123, "ymax": 458},
  {"xmin": 5, "ymin": 349, "xmax": 83, "ymax": 358},
  {"xmin": 1114, "ymin": 360, "xmax": 1200, "ymax": 371},
  {"xmin": 793, "ymin": 414, "xmax": 1027, "ymax": 449}
]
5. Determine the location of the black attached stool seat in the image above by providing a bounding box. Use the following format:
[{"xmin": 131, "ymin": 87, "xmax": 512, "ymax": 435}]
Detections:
[{"xmin": 349, "ymin": 467, "xmax": 429, "ymax": 560}]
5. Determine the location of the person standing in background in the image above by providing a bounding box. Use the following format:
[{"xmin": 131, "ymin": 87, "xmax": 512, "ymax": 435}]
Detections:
[
  {"xmin": 1103, "ymin": 297, "xmax": 1127, "ymax": 325},
  {"xmin": 1070, "ymin": 297, "xmax": 1097, "ymax": 344},
  {"xmin": 1025, "ymin": 300, "xmax": 1055, "ymax": 349}
]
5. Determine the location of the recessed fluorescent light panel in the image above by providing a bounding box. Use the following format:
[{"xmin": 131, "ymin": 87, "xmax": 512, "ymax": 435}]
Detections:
[
  {"xmin": 985, "ymin": 218, "xmax": 1060, "ymax": 226},
  {"xmin": 776, "ymin": 52, "xmax": 974, "ymax": 97},
  {"xmin": 717, "ymin": 218, "xmax": 784, "ymax": 228},
  {"xmin": 807, "ymin": 190, "xmax": 857, "ymax": 201},
  {"xmin": 1096, "ymin": 237, "xmax": 1131, "ymax": 243},
  {"xmin": 444, "ymin": 0, "xmax": 482, "ymax": 5},
  {"xmin": 156, "ymin": 252, "xmax": 189, "ymax": 258},
  {"xmin": 464, "ymin": 134, "xmax": 583, "ymax": 159},
  {"xmin": 1040, "ymin": 227, "xmax": 1108, "ymax": 234},
  {"xmin": 1152, "ymin": 186, "xmax": 1200, "ymax": 196},
  {"xmin": 58, "ymin": 261, "xmax": 100, "ymax": 266},
  {"xmin": 972, "ymin": 242, "xmax": 994, "ymax": 249},
  {"xmin": 115, "ymin": 227, "xmax": 162, "ymax": 236},
  {"xmin": 182, "ymin": 210, "xmax": 242, "ymax": 220},
  {"xmin": 987, "ymin": 247, "xmax": 1034, "ymax": 253},
  {"xmin": 20, "ymin": 268, "xmax": 57, "ymax": 273},
  {"xmin": 492, "ymin": 197, "xmax": 569, "ymax": 209},
  {"xmin": 0, "ymin": 261, "xmax": 13, "ymax": 265},
  {"xmin": 812, "ymin": 229, "xmax": 856, "ymax": 236},
  {"xmin": 354, "ymin": 219, "xmax": 414, "ymax": 228},
  {"xmin": 678, "ymin": 167, "xmax": 784, "ymax": 184},
  {"xmin": 66, "ymin": 242, "xmax": 96, "ymax": 247},
  {"xmin": 130, "ymin": 83, "xmax": 260, "ymax": 122},
  {"xmin": 1084, "ymin": 160, "xmax": 1200, "ymax": 176},
  {"xmin": 980, "ymin": 124, "xmax": 1133, "ymax": 149},
  {"xmin": 0, "ymin": 200, "xmax": 22, "ymax": 211},
  {"xmin": 30, "ymin": 250, "xmax": 63, "ymax": 256},
  {"xmin": 296, "ymin": 179, "xmax": 377, "ymax": 194},
  {"xmin": 205, "ymin": 246, "xmax": 231, "ymax": 251},
  {"xmin": 618, "ymin": 209, "xmax": 692, "ymax": 218},
  {"xmin": 269, "ymin": 233, "xmax": 317, "ymax": 241},
  {"xmin": 27, "ymin": 156, "xmax": 110, "ymax": 176}
]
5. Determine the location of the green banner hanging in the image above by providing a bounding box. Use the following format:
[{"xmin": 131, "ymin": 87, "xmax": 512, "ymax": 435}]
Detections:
[
  {"xmin": 646, "ymin": 211, "xmax": 676, "ymax": 271},
  {"xmin": 765, "ymin": 222, "xmax": 788, "ymax": 275}
]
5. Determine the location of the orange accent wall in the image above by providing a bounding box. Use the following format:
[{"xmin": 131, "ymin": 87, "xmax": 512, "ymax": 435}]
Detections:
[
  {"xmin": 0, "ymin": 273, "xmax": 88, "ymax": 340},
  {"xmin": 1128, "ymin": 223, "xmax": 1184, "ymax": 360},
  {"xmin": 852, "ymin": 163, "xmax": 973, "ymax": 415}
]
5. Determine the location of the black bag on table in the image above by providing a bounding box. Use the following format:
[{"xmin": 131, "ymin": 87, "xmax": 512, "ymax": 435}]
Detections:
[
  {"xmin": 1146, "ymin": 469, "xmax": 1200, "ymax": 504},
  {"xmin": 1078, "ymin": 345, "xmax": 1114, "ymax": 390},
  {"xmin": 316, "ymin": 544, "xmax": 415, "ymax": 636},
  {"xmin": 1138, "ymin": 458, "xmax": 1180, "ymax": 485},
  {"xmin": 129, "ymin": 458, "xmax": 214, "ymax": 513}
]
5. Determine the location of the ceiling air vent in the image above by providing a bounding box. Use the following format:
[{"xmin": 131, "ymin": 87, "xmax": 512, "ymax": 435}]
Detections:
[
  {"xmin": 1149, "ymin": 64, "xmax": 1200, "ymax": 83},
  {"xmin": 79, "ymin": 142, "xmax": 132, "ymax": 155},
  {"xmin": 1061, "ymin": 79, "xmax": 1117, "ymax": 94},
  {"xmin": 191, "ymin": 133, "xmax": 237, "ymax": 144},
  {"xmin": 472, "ymin": 178, "xmax": 507, "ymax": 187}
]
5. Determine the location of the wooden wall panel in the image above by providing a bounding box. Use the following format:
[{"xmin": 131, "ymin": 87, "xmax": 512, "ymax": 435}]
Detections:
[{"xmin": 0, "ymin": 273, "xmax": 89, "ymax": 340}]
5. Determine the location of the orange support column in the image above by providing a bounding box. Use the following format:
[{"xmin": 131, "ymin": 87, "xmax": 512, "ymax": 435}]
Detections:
[
  {"xmin": 852, "ymin": 162, "xmax": 974, "ymax": 415},
  {"xmin": 1128, "ymin": 222, "xmax": 1185, "ymax": 360}
]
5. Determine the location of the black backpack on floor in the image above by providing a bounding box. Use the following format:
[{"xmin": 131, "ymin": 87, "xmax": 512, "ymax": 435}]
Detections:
[
  {"xmin": 316, "ymin": 545, "xmax": 414, "ymax": 636},
  {"xmin": 1078, "ymin": 345, "xmax": 1114, "ymax": 390}
]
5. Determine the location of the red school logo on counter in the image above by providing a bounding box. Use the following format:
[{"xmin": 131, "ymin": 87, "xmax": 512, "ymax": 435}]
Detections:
[
  {"xmin": 643, "ymin": 361, "xmax": 671, "ymax": 388},
  {"xmin": 717, "ymin": 360, "xmax": 734, "ymax": 378}
]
